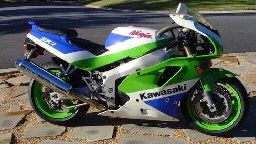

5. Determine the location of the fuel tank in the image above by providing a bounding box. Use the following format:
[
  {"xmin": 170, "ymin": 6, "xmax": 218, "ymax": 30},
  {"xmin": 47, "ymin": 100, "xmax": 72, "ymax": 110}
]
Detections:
[{"xmin": 104, "ymin": 26, "xmax": 172, "ymax": 54}]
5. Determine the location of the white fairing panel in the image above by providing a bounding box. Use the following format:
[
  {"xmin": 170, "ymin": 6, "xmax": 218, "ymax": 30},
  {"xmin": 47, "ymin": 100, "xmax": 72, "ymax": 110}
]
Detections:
[
  {"xmin": 99, "ymin": 79, "xmax": 199, "ymax": 121},
  {"xmin": 169, "ymin": 3, "xmax": 221, "ymax": 45},
  {"xmin": 169, "ymin": 14, "xmax": 222, "ymax": 45},
  {"xmin": 103, "ymin": 26, "xmax": 171, "ymax": 55}
]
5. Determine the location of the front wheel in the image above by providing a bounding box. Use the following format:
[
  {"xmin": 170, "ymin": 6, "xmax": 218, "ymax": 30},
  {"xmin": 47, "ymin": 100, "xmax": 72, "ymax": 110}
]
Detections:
[{"xmin": 182, "ymin": 77, "xmax": 249, "ymax": 135}]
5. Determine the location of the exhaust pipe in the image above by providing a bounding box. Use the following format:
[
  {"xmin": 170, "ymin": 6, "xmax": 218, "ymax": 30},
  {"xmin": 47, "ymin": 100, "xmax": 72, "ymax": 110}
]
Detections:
[{"xmin": 15, "ymin": 59, "xmax": 105, "ymax": 110}]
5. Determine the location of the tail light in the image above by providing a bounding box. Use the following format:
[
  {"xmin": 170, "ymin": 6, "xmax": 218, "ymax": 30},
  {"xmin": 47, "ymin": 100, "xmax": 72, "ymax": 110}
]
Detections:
[
  {"xmin": 24, "ymin": 43, "xmax": 33, "ymax": 52},
  {"xmin": 24, "ymin": 43, "xmax": 44, "ymax": 58},
  {"xmin": 195, "ymin": 60, "xmax": 212, "ymax": 74},
  {"xmin": 195, "ymin": 66, "xmax": 204, "ymax": 74}
]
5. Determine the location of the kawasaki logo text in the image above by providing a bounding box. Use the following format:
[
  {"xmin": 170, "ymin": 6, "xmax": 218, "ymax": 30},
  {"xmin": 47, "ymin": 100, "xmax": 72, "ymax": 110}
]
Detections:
[{"xmin": 139, "ymin": 84, "xmax": 186, "ymax": 100}]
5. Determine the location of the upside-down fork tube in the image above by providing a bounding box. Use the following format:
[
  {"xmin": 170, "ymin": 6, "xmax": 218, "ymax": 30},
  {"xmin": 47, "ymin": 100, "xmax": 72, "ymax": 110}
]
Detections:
[{"xmin": 15, "ymin": 59, "xmax": 105, "ymax": 110}]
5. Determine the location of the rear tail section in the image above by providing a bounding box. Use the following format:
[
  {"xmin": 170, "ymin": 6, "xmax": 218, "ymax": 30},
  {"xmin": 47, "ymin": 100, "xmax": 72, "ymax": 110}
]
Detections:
[{"xmin": 25, "ymin": 21, "xmax": 94, "ymax": 63}]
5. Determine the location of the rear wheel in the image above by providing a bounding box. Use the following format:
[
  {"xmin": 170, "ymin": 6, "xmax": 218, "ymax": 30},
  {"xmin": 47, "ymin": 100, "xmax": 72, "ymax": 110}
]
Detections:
[
  {"xmin": 182, "ymin": 77, "xmax": 248, "ymax": 135},
  {"xmin": 29, "ymin": 62, "xmax": 89, "ymax": 125}
]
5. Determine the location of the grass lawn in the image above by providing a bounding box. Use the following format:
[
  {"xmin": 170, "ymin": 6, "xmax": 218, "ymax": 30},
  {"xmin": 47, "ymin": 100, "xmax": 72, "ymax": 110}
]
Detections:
[{"xmin": 81, "ymin": 0, "xmax": 256, "ymax": 11}]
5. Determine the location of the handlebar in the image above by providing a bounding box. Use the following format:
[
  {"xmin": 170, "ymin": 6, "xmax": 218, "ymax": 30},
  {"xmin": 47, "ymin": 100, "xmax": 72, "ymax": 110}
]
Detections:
[{"xmin": 157, "ymin": 25, "xmax": 181, "ymax": 37}]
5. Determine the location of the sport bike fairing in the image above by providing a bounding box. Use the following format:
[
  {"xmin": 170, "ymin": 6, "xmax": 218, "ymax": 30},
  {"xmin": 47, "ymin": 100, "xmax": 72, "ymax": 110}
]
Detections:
[
  {"xmin": 170, "ymin": 3, "xmax": 222, "ymax": 46},
  {"xmin": 100, "ymin": 79, "xmax": 198, "ymax": 121}
]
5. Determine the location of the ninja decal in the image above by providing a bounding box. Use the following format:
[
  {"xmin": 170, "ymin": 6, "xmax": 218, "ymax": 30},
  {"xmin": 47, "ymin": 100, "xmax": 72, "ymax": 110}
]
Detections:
[{"xmin": 129, "ymin": 30, "xmax": 152, "ymax": 39}]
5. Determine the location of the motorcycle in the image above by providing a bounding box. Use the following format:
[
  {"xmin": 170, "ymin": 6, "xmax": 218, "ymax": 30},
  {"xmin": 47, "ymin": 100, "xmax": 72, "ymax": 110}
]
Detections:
[{"xmin": 15, "ymin": 3, "xmax": 248, "ymax": 135}]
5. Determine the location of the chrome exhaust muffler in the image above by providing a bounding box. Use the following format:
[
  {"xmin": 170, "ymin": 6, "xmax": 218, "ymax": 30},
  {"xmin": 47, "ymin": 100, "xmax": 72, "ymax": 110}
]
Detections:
[{"xmin": 15, "ymin": 59, "xmax": 105, "ymax": 110}]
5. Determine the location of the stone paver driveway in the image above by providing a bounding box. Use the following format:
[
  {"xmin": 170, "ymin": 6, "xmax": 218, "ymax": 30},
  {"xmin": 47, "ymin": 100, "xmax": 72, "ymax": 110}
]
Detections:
[{"xmin": 0, "ymin": 52, "xmax": 255, "ymax": 144}]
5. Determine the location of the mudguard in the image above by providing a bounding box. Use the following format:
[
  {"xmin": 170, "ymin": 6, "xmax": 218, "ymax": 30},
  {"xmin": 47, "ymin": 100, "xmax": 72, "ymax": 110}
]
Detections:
[
  {"xmin": 206, "ymin": 68, "xmax": 236, "ymax": 81},
  {"xmin": 200, "ymin": 68, "xmax": 236, "ymax": 92}
]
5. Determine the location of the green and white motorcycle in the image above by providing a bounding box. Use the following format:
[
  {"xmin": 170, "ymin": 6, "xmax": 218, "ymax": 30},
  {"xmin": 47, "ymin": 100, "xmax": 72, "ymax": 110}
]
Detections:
[{"xmin": 16, "ymin": 3, "xmax": 248, "ymax": 135}]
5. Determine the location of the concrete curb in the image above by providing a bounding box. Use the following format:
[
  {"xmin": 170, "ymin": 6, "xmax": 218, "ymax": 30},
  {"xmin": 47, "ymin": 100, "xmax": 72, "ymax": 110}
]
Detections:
[{"xmin": 85, "ymin": 4, "xmax": 256, "ymax": 14}]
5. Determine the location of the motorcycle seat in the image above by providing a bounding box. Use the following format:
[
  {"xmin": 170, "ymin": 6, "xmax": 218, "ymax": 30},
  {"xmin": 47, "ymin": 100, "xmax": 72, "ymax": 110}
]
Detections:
[
  {"xmin": 38, "ymin": 26, "xmax": 78, "ymax": 37},
  {"xmin": 69, "ymin": 38, "xmax": 108, "ymax": 56}
]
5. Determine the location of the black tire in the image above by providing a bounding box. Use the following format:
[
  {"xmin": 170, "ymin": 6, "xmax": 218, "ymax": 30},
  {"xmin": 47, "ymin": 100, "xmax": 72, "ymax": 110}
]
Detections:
[
  {"xmin": 29, "ymin": 61, "xmax": 89, "ymax": 126},
  {"xmin": 181, "ymin": 77, "xmax": 249, "ymax": 135}
]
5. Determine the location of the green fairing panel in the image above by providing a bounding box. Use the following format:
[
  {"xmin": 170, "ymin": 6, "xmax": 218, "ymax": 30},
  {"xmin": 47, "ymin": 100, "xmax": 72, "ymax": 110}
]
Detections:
[
  {"xmin": 119, "ymin": 57, "xmax": 203, "ymax": 93},
  {"xmin": 118, "ymin": 36, "xmax": 223, "ymax": 93},
  {"xmin": 198, "ymin": 36, "xmax": 223, "ymax": 59},
  {"xmin": 204, "ymin": 68, "xmax": 236, "ymax": 81},
  {"xmin": 72, "ymin": 38, "xmax": 172, "ymax": 71},
  {"xmin": 207, "ymin": 36, "xmax": 223, "ymax": 57}
]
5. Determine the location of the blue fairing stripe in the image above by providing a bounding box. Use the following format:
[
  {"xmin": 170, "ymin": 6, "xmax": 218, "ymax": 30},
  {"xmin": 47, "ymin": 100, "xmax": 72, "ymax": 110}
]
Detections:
[
  {"xmin": 30, "ymin": 28, "xmax": 85, "ymax": 54},
  {"xmin": 105, "ymin": 33, "xmax": 133, "ymax": 48},
  {"xmin": 144, "ymin": 93, "xmax": 185, "ymax": 117}
]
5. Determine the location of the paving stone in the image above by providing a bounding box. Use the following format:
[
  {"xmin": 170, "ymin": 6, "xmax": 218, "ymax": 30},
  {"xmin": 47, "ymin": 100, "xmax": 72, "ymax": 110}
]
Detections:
[
  {"xmin": 39, "ymin": 140, "xmax": 70, "ymax": 144},
  {"xmin": 16, "ymin": 93, "xmax": 32, "ymax": 109},
  {"xmin": 243, "ymin": 73, "xmax": 256, "ymax": 85},
  {"xmin": 183, "ymin": 129, "xmax": 215, "ymax": 141},
  {"xmin": 229, "ymin": 65, "xmax": 256, "ymax": 75},
  {"xmin": 6, "ymin": 75, "xmax": 30, "ymax": 86},
  {"xmin": 0, "ymin": 111, "xmax": 29, "ymax": 130},
  {"xmin": 8, "ymin": 104, "xmax": 21, "ymax": 112},
  {"xmin": 0, "ymin": 83, "xmax": 9, "ymax": 89},
  {"xmin": 0, "ymin": 97, "xmax": 4, "ymax": 105},
  {"xmin": 237, "ymin": 55, "xmax": 256, "ymax": 65},
  {"xmin": 70, "ymin": 125, "xmax": 114, "ymax": 141},
  {"xmin": 250, "ymin": 91, "xmax": 256, "ymax": 96},
  {"xmin": 0, "ymin": 86, "xmax": 28, "ymax": 98},
  {"xmin": 122, "ymin": 123, "xmax": 175, "ymax": 136},
  {"xmin": 0, "ymin": 77, "xmax": 5, "ymax": 83},
  {"xmin": 120, "ymin": 134, "xmax": 186, "ymax": 144},
  {"xmin": 36, "ymin": 115, "xmax": 45, "ymax": 122},
  {"xmin": 237, "ymin": 76, "xmax": 255, "ymax": 93},
  {"xmin": 0, "ymin": 133, "xmax": 12, "ymax": 143},
  {"xmin": 219, "ymin": 56, "xmax": 239, "ymax": 64},
  {"xmin": 0, "ymin": 68, "xmax": 18, "ymax": 76},
  {"xmin": 24, "ymin": 123, "xmax": 66, "ymax": 138},
  {"xmin": 211, "ymin": 59, "xmax": 224, "ymax": 66},
  {"xmin": 15, "ymin": 92, "xmax": 29, "ymax": 101}
]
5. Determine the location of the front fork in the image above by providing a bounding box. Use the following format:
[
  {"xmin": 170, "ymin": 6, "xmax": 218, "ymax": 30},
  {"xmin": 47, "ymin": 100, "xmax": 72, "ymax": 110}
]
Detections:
[{"xmin": 200, "ymin": 74, "xmax": 217, "ymax": 112}]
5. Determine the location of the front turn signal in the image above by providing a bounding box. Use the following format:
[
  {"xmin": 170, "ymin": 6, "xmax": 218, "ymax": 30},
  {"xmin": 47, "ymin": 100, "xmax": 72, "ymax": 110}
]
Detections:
[{"xmin": 195, "ymin": 66, "xmax": 204, "ymax": 74}]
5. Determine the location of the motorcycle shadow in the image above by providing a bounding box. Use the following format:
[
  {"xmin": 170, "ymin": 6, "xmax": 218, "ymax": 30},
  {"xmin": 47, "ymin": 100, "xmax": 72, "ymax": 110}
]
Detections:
[
  {"xmin": 74, "ymin": 112, "xmax": 185, "ymax": 130},
  {"xmin": 231, "ymin": 95, "xmax": 256, "ymax": 138},
  {"xmin": 73, "ymin": 95, "xmax": 256, "ymax": 137}
]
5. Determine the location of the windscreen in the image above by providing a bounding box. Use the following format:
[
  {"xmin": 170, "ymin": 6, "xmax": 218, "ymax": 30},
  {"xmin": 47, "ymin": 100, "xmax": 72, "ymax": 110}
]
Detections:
[{"xmin": 187, "ymin": 8, "xmax": 213, "ymax": 29}]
